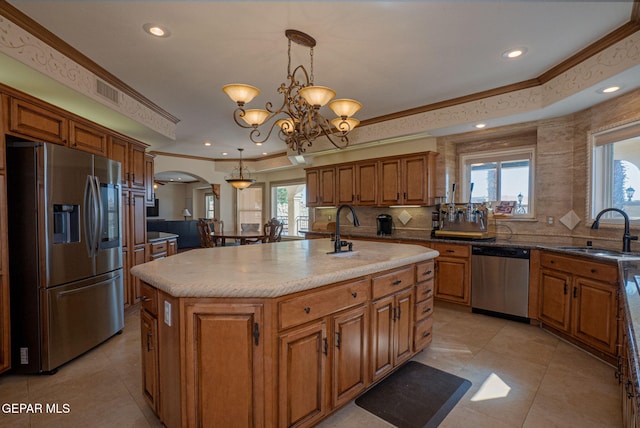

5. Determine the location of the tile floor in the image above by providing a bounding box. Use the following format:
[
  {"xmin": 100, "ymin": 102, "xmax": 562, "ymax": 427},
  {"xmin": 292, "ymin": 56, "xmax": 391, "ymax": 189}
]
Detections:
[{"xmin": 0, "ymin": 303, "xmax": 621, "ymax": 427}]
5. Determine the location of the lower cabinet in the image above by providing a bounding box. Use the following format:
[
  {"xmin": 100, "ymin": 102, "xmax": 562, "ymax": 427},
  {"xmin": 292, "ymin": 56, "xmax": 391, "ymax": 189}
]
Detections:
[
  {"xmin": 140, "ymin": 309, "xmax": 158, "ymax": 411},
  {"xmin": 538, "ymin": 252, "xmax": 619, "ymax": 361},
  {"xmin": 431, "ymin": 243, "xmax": 470, "ymax": 305},
  {"xmin": 370, "ymin": 288, "xmax": 413, "ymax": 382}
]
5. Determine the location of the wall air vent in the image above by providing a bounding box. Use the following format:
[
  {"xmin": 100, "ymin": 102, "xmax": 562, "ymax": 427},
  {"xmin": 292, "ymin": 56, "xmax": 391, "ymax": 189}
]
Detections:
[{"xmin": 96, "ymin": 79, "xmax": 120, "ymax": 105}]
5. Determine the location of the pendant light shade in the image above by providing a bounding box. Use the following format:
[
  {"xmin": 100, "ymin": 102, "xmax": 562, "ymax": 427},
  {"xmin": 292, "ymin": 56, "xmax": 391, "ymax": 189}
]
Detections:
[
  {"xmin": 225, "ymin": 148, "xmax": 256, "ymax": 190},
  {"xmin": 329, "ymin": 99, "xmax": 362, "ymax": 118},
  {"xmin": 222, "ymin": 84, "xmax": 260, "ymax": 106},
  {"xmin": 298, "ymin": 86, "xmax": 336, "ymax": 107}
]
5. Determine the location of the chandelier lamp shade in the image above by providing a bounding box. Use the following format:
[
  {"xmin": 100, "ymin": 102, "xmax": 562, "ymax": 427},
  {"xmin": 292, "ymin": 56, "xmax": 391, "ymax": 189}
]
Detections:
[
  {"xmin": 222, "ymin": 29, "xmax": 362, "ymax": 154},
  {"xmin": 225, "ymin": 148, "xmax": 256, "ymax": 190}
]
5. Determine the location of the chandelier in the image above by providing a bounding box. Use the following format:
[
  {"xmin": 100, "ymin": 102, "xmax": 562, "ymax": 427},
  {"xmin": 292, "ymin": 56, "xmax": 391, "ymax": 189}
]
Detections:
[
  {"xmin": 225, "ymin": 148, "xmax": 255, "ymax": 190},
  {"xmin": 222, "ymin": 29, "xmax": 362, "ymax": 154}
]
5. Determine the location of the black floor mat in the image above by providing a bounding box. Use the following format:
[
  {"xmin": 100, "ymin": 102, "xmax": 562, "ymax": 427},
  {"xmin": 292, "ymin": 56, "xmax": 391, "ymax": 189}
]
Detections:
[{"xmin": 355, "ymin": 361, "xmax": 472, "ymax": 428}]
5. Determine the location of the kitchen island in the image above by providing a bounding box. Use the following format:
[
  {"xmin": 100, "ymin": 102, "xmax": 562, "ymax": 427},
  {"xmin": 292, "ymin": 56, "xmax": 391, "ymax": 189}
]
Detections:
[{"xmin": 131, "ymin": 238, "xmax": 439, "ymax": 428}]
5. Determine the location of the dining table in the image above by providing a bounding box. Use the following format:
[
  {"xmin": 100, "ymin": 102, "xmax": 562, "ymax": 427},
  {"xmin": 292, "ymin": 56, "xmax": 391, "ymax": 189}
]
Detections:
[{"xmin": 211, "ymin": 230, "xmax": 268, "ymax": 246}]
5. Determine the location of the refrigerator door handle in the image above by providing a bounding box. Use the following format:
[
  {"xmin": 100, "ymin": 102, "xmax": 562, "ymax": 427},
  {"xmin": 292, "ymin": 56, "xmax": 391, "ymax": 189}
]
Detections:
[
  {"xmin": 83, "ymin": 175, "xmax": 94, "ymax": 257},
  {"xmin": 92, "ymin": 176, "xmax": 102, "ymax": 254}
]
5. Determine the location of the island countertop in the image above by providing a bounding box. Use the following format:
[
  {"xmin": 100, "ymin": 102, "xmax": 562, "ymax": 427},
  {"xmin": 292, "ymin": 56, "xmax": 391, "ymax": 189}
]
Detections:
[{"xmin": 130, "ymin": 238, "xmax": 438, "ymax": 298}]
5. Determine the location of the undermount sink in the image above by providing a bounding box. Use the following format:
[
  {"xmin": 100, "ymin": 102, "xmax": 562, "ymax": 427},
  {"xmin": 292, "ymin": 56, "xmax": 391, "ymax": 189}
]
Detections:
[
  {"xmin": 555, "ymin": 246, "xmax": 640, "ymax": 259},
  {"xmin": 327, "ymin": 250, "xmax": 360, "ymax": 257}
]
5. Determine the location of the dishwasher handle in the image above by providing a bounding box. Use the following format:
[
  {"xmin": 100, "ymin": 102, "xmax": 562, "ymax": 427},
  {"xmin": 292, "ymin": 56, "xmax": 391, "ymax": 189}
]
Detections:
[{"xmin": 472, "ymin": 246, "xmax": 530, "ymax": 259}]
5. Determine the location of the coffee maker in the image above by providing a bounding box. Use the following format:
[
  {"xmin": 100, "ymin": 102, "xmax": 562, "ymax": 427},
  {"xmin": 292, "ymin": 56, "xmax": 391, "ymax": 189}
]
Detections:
[{"xmin": 377, "ymin": 214, "xmax": 393, "ymax": 236}]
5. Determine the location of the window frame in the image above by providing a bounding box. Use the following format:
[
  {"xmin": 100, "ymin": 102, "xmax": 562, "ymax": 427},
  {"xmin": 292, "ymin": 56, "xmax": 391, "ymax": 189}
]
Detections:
[
  {"xmin": 459, "ymin": 146, "xmax": 536, "ymax": 219},
  {"xmin": 588, "ymin": 118, "xmax": 640, "ymax": 224},
  {"xmin": 270, "ymin": 178, "xmax": 308, "ymax": 238}
]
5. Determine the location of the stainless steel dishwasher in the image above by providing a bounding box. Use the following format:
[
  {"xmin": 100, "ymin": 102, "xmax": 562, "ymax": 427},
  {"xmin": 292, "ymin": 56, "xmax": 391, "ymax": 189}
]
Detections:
[{"xmin": 471, "ymin": 246, "xmax": 530, "ymax": 322}]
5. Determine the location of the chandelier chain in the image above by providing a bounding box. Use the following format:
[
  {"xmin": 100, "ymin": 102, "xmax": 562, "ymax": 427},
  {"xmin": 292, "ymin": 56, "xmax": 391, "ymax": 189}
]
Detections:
[{"xmin": 310, "ymin": 47, "xmax": 314, "ymax": 85}]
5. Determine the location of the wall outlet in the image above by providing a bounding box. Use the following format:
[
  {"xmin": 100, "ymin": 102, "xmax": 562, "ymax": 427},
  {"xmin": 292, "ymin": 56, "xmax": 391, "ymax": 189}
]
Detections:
[
  {"xmin": 164, "ymin": 301, "xmax": 172, "ymax": 327},
  {"xmin": 547, "ymin": 216, "xmax": 554, "ymax": 225}
]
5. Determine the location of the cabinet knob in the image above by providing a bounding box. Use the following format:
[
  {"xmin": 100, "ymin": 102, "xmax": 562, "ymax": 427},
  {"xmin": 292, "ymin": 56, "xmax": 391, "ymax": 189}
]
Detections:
[
  {"xmin": 304, "ymin": 307, "xmax": 311, "ymax": 314},
  {"xmin": 352, "ymin": 292, "xmax": 358, "ymax": 298}
]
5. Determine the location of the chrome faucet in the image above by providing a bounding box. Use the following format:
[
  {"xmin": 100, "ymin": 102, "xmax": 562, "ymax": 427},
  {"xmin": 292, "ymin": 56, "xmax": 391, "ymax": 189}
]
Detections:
[
  {"xmin": 333, "ymin": 204, "xmax": 360, "ymax": 253},
  {"xmin": 591, "ymin": 208, "xmax": 638, "ymax": 252}
]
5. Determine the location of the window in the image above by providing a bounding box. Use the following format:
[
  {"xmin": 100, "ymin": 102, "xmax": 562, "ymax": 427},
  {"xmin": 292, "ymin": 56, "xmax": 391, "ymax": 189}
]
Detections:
[
  {"xmin": 460, "ymin": 147, "xmax": 535, "ymax": 217},
  {"xmin": 271, "ymin": 181, "xmax": 308, "ymax": 237},
  {"xmin": 590, "ymin": 120, "xmax": 640, "ymax": 222},
  {"xmin": 204, "ymin": 193, "xmax": 215, "ymax": 219},
  {"xmin": 236, "ymin": 186, "xmax": 263, "ymax": 231}
]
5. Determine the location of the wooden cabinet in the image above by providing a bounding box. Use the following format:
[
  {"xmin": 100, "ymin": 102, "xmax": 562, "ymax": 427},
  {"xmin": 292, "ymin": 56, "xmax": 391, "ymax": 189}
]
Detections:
[
  {"xmin": 539, "ymin": 251, "xmax": 619, "ymax": 359},
  {"xmin": 69, "ymin": 120, "xmax": 107, "ymax": 155},
  {"xmin": 182, "ymin": 302, "xmax": 264, "ymax": 428},
  {"xmin": 414, "ymin": 260, "xmax": 434, "ymax": 351},
  {"xmin": 354, "ymin": 161, "xmax": 378, "ymax": 206},
  {"xmin": 370, "ymin": 267, "xmax": 414, "ymax": 382},
  {"xmin": 620, "ymin": 320, "xmax": 640, "ymax": 428},
  {"xmin": 145, "ymin": 154, "xmax": 155, "ymax": 206},
  {"xmin": 431, "ymin": 242, "xmax": 471, "ymax": 306},
  {"xmin": 109, "ymin": 136, "xmax": 147, "ymax": 190},
  {"xmin": 123, "ymin": 190, "xmax": 147, "ymax": 306},
  {"xmin": 141, "ymin": 308, "xmax": 159, "ymax": 412},
  {"xmin": 305, "ymin": 152, "xmax": 436, "ymax": 208},
  {"xmin": 8, "ymin": 96, "xmax": 68, "ymax": 145},
  {"xmin": 336, "ymin": 164, "xmax": 355, "ymax": 205},
  {"xmin": 142, "ymin": 259, "xmax": 435, "ymax": 428},
  {"xmin": 306, "ymin": 167, "xmax": 335, "ymax": 207},
  {"xmin": 379, "ymin": 154, "xmax": 435, "ymax": 206},
  {"xmin": 278, "ymin": 278, "xmax": 369, "ymax": 427},
  {"xmin": 0, "ymin": 173, "xmax": 9, "ymax": 374}
]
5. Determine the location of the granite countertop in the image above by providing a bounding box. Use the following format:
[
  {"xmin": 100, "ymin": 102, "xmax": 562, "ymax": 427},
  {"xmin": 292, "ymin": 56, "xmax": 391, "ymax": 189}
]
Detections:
[
  {"xmin": 147, "ymin": 231, "xmax": 179, "ymax": 243},
  {"xmin": 130, "ymin": 238, "xmax": 438, "ymax": 299}
]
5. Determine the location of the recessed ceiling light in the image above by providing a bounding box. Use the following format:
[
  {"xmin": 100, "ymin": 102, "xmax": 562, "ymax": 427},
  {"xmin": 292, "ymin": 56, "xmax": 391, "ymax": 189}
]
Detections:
[
  {"xmin": 255, "ymin": 142, "xmax": 263, "ymax": 146},
  {"xmin": 475, "ymin": 123, "xmax": 487, "ymax": 129},
  {"xmin": 502, "ymin": 47, "xmax": 527, "ymax": 59},
  {"xmin": 203, "ymin": 142, "xmax": 212, "ymax": 147},
  {"xmin": 262, "ymin": 152, "xmax": 268, "ymax": 156},
  {"xmin": 143, "ymin": 23, "xmax": 171, "ymax": 38},
  {"xmin": 222, "ymin": 152, "xmax": 228, "ymax": 156},
  {"xmin": 599, "ymin": 86, "xmax": 621, "ymax": 94}
]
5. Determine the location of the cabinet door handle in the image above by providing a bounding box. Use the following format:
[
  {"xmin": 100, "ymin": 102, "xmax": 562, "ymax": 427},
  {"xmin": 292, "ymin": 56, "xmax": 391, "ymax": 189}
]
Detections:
[
  {"xmin": 323, "ymin": 338, "xmax": 328, "ymax": 356},
  {"xmin": 423, "ymin": 331, "xmax": 431, "ymax": 338},
  {"xmin": 304, "ymin": 307, "xmax": 311, "ymax": 314},
  {"xmin": 573, "ymin": 287, "xmax": 577, "ymax": 298},
  {"xmin": 591, "ymin": 268, "xmax": 597, "ymax": 274},
  {"xmin": 423, "ymin": 270, "xmax": 433, "ymax": 276},
  {"xmin": 139, "ymin": 295, "xmax": 150, "ymax": 302},
  {"xmin": 564, "ymin": 284, "xmax": 568, "ymax": 295},
  {"xmin": 335, "ymin": 332, "xmax": 341, "ymax": 350},
  {"xmin": 446, "ymin": 249, "xmax": 455, "ymax": 253},
  {"xmin": 423, "ymin": 307, "xmax": 431, "ymax": 314},
  {"xmin": 352, "ymin": 292, "xmax": 358, "ymax": 298},
  {"xmin": 253, "ymin": 323, "xmax": 260, "ymax": 346},
  {"xmin": 146, "ymin": 331, "xmax": 153, "ymax": 352},
  {"xmin": 392, "ymin": 280, "xmax": 402, "ymax": 286}
]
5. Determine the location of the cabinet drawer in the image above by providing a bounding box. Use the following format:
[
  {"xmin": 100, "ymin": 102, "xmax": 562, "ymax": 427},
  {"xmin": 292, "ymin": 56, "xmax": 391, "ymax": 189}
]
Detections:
[
  {"xmin": 414, "ymin": 317, "xmax": 433, "ymax": 351},
  {"xmin": 279, "ymin": 278, "xmax": 369, "ymax": 330},
  {"xmin": 540, "ymin": 252, "xmax": 617, "ymax": 283},
  {"xmin": 416, "ymin": 260, "xmax": 435, "ymax": 283},
  {"xmin": 415, "ymin": 279, "xmax": 434, "ymax": 302},
  {"xmin": 150, "ymin": 241, "xmax": 168, "ymax": 255},
  {"xmin": 433, "ymin": 243, "xmax": 470, "ymax": 258},
  {"xmin": 372, "ymin": 266, "xmax": 414, "ymax": 300},
  {"xmin": 415, "ymin": 298, "xmax": 434, "ymax": 322},
  {"xmin": 139, "ymin": 282, "xmax": 158, "ymax": 316}
]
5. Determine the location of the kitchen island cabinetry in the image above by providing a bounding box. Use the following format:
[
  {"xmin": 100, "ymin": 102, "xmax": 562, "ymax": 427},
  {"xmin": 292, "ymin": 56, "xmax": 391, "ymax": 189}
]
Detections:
[
  {"xmin": 370, "ymin": 267, "xmax": 414, "ymax": 382},
  {"xmin": 539, "ymin": 251, "xmax": 619, "ymax": 362},
  {"xmin": 431, "ymin": 242, "xmax": 471, "ymax": 306},
  {"xmin": 131, "ymin": 239, "xmax": 437, "ymax": 428}
]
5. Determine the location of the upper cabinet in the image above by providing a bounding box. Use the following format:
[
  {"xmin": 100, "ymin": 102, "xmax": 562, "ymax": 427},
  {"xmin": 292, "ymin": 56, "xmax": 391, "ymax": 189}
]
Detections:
[
  {"xmin": 108, "ymin": 135, "xmax": 147, "ymax": 190},
  {"xmin": 306, "ymin": 167, "xmax": 336, "ymax": 207},
  {"xmin": 69, "ymin": 120, "xmax": 107, "ymax": 155},
  {"xmin": 7, "ymin": 96, "xmax": 68, "ymax": 145},
  {"xmin": 145, "ymin": 154, "xmax": 155, "ymax": 206},
  {"xmin": 305, "ymin": 151, "xmax": 437, "ymax": 208}
]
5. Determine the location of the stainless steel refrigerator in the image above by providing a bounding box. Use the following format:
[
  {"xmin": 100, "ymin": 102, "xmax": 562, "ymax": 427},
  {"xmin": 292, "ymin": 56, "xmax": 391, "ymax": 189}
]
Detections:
[{"xmin": 7, "ymin": 141, "xmax": 124, "ymax": 374}]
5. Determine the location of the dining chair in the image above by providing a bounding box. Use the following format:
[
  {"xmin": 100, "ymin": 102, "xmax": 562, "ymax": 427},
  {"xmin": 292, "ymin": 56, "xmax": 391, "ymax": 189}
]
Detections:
[
  {"xmin": 264, "ymin": 218, "xmax": 284, "ymax": 243},
  {"xmin": 197, "ymin": 218, "xmax": 224, "ymax": 247}
]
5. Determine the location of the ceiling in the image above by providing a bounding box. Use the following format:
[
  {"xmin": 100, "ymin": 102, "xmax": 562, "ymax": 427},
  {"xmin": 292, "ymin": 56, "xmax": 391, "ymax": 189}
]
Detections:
[{"xmin": 2, "ymin": 1, "xmax": 639, "ymax": 162}]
